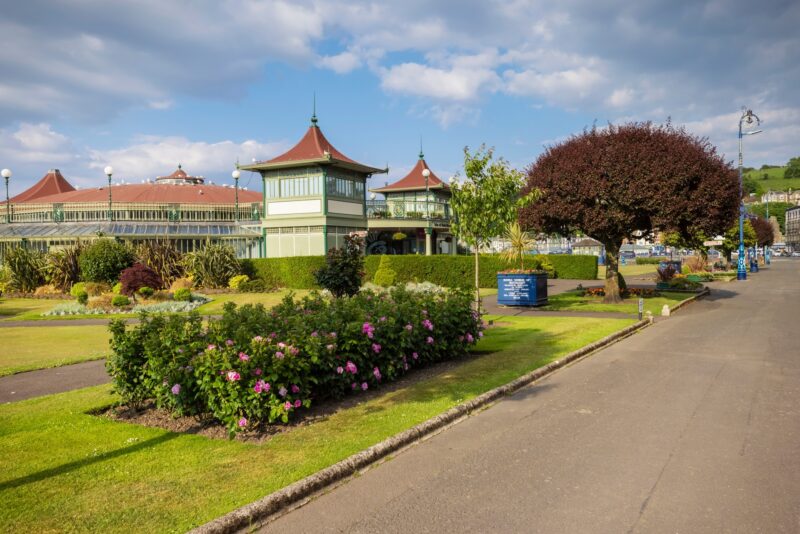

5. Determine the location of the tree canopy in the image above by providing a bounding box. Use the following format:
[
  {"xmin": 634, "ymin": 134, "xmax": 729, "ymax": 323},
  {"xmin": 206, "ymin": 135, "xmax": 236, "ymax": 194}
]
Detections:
[
  {"xmin": 519, "ymin": 122, "xmax": 738, "ymax": 302},
  {"xmin": 750, "ymin": 216, "xmax": 775, "ymax": 247}
]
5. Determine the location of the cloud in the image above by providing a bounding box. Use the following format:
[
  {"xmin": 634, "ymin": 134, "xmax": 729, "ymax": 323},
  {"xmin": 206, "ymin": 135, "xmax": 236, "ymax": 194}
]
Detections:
[{"xmin": 318, "ymin": 50, "xmax": 363, "ymax": 74}]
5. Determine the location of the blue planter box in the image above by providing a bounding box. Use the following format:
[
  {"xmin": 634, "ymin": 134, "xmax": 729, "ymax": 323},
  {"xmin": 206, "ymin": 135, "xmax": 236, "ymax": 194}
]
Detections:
[{"xmin": 497, "ymin": 273, "xmax": 548, "ymax": 306}]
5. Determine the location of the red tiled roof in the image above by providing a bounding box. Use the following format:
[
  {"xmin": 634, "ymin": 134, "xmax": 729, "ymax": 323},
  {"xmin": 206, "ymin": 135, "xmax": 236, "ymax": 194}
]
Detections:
[
  {"xmin": 18, "ymin": 182, "xmax": 261, "ymax": 205},
  {"xmin": 10, "ymin": 169, "xmax": 76, "ymax": 202},
  {"xmin": 371, "ymin": 156, "xmax": 449, "ymax": 193},
  {"xmin": 267, "ymin": 122, "xmax": 361, "ymax": 165}
]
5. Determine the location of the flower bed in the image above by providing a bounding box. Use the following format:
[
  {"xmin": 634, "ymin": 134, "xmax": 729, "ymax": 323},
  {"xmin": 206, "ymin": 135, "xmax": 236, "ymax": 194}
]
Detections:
[
  {"xmin": 107, "ymin": 286, "xmax": 482, "ymax": 435},
  {"xmin": 583, "ymin": 287, "xmax": 659, "ymax": 298},
  {"xmin": 41, "ymin": 293, "xmax": 210, "ymax": 316}
]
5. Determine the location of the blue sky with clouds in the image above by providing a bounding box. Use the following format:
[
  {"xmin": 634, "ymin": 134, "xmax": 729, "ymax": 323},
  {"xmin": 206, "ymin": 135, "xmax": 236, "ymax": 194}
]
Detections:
[{"xmin": 1, "ymin": 0, "xmax": 798, "ymax": 195}]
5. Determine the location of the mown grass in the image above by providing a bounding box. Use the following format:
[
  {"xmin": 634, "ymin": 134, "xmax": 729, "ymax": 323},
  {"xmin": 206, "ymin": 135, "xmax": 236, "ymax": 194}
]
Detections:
[
  {"xmin": 745, "ymin": 166, "xmax": 800, "ymax": 192},
  {"xmin": 539, "ymin": 290, "xmax": 691, "ymax": 315},
  {"xmin": 0, "ymin": 299, "xmax": 62, "ymax": 321},
  {"xmin": 0, "ymin": 325, "xmax": 111, "ymax": 376},
  {"xmin": 0, "ymin": 314, "xmax": 634, "ymax": 533},
  {"xmin": 193, "ymin": 289, "xmax": 309, "ymax": 314},
  {"xmin": 597, "ymin": 263, "xmax": 659, "ymax": 280}
]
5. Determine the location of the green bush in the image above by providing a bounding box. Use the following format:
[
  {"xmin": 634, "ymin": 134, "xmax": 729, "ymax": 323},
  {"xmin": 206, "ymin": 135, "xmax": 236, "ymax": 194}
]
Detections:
[
  {"xmin": 79, "ymin": 240, "xmax": 135, "ymax": 284},
  {"xmin": 228, "ymin": 274, "xmax": 250, "ymax": 290},
  {"xmin": 314, "ymin": 235, "xmax": 364, "ymax": 298},
  {"xmin": 636, "ymin": 257, "xmax": 667, "ymax": 265},
  {"xmin": 44, "ymin": 242, "xmax": 85, "ymax": 291},
  {"xmin": 238, "ymin": 279, "xmax": 269, "ymax": 293},
  {"xmin": 84, "ymin": 282, "xmax": 111, "ymax": 296},
  {"xmin": 183, "ymin": 242, "xmax": 240, "ymax": 288},
  {"xmin": 138, "ymin": 286, "xmax": 154, "ymax": 297},
  {"xmin": 112, "ymin": 294, "xmax": 131, "ymax": 307},
  {"xmin": 112, "ymin": 282, "xmax": 122, "ymax": 294},
  {"xmin": 373, "ymin": 255, "xmax": 397, "ymax": 287},
  {"xmin": 617, "ymin": 272, "xmax": 627, "ymax": 292},
  {"xmin": 173, "ymin": 288, "xmax": 192, "ymax": 301},
  {"xmin": 70, "ymin": 282, "xmax": 87, "ymax": 298},
  {"xmin": 76, "ymin": 290, "xmax": 89, "ymax": 305},
  {"xmin": 4, "ymin": 246, "xmax": 46, "ymax": 292},
  {"xmin": 250, "ymin": 257, "xmax": 326, "ymax": 289}
]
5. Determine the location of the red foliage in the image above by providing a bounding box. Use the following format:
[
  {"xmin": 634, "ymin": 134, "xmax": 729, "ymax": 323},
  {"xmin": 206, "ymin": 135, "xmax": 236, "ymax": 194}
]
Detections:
[
  {"xmin": 120, "ymin": 263, "xmax": 163, "ymax": 296},
  {"xmin": 750, "ymin": 216, "xmax": 774, "ymax": 247}
]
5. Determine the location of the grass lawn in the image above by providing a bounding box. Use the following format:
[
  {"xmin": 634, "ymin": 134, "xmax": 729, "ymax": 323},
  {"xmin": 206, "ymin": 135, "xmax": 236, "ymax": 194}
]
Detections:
[
  {"xmin": 0, "ymin": 298, "xmax": 61, "ymax": 321},
  {"xmin": 745, "ymin": 166, "xmax": 800, "ymax": 192},
  {"xmin": 539, "ymin": 290, "xmax": 692, "ymax": 315},
  {"xmin": 0, "ymin": 314, "xmax": 634, "ymax": 533},
  {"xmin": 598, "ymin": 263, "xmax": 659, "ymax": 280},
  {"xmin": 194, "ymin": 289, "xmax": 309, "ymax": 314},
  {"xmin": 0, "ymin": 325, "xmax": 111, "ymax": 376}
]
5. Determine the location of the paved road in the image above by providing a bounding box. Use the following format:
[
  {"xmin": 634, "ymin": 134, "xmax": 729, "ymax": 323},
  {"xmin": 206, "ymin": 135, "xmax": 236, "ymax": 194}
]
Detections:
[
  {"xmin": 263, "ymin": 260, "xmax": 800, "ymax": 533},
  {"xmin": 0, "ymin": 359, "xmax": 108, "ymax": 403}
]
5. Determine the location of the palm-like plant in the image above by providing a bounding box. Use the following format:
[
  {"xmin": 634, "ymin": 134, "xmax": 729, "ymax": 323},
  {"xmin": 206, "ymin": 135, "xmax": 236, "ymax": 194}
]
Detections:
[{"xmin": 500, "ymin": 222, "xmax": 536, "ymax": 271}]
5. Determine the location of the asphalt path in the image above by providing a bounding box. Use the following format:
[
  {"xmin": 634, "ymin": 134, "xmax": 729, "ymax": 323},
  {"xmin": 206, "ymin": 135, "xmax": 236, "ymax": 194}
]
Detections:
[{"xmin": 262, "ymin": 260, "xmax": 800, "ymax": 533}]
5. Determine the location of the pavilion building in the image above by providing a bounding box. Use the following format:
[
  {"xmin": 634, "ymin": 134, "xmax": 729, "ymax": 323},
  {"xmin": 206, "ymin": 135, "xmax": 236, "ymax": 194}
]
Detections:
[
  {"xmin": 239, "ymin": 113, "xmax": 386, "ymax": 258},
  {"xmin": 367, "ymin": 151, "xmax": 455, "ymax": 255},
  {"xmin": 0, "ymin": 166, "xmax": 262, "ymax": 261}
]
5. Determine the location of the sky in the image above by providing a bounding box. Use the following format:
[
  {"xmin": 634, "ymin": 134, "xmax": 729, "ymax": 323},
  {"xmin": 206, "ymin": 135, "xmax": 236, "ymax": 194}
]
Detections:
[{"xmin": 1, "ymin": 0, "xmax": 798, "ymax": 196}]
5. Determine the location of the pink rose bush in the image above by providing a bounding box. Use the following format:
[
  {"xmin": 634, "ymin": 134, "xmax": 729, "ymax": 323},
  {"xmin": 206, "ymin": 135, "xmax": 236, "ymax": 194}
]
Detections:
[{"xmin": 107, "ymin": 286, "xmax": 483, "ymax": 435}]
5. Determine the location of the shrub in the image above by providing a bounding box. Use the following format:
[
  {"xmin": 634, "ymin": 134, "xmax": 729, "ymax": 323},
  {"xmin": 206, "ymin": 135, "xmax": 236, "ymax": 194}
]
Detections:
[
  {"xmin": 635, "ymin": 257, "xmax": 667, "ymax": 265},
  {"xmin": 228, "ymin": 274, "xmax": 250, "ymax": 290},
  {"xmin": 76, "ymin": 290, "xmax": 89, "ymax": 305},
  {"xmin": 184, "ymin": 242, "xmax": 240, "ymax": 288},
  {"xmin": 112, "ymin": 282, "xmax": 122, "ymax": 294},
  {"xmin": 684, "ymin": 256, "xmax": 707, "ymax": 273},
  {"xmin": 88, "ymin": 294, "xmax": 113, "ymax": 310},
  {"xmin": 249, "ymin": 257, "xmax": 326, "ymax": 289},
  {"xmin": 34, "ymin": 284, "xmax": 61, "ymax": 295},
  {"xmin": 107, "ymin": 286, "xmax": 482, "ymax": 434},
  {"xmin": 373, "ymin": 255, "xmax": 397, "ymax": 287},
  {"xmin": 135, "ymin": 240, "xmax": 184, "ymax": 286},
  {"xmin": 656, "ymin": 265, "xmax": 676, "ymax": 282},
  {"xmin": 79, "ymin": 240, "xmax": 134, "ymax": 284},
  {"xmin": 112, "ymin": 294, "xmax": 131, "ymax": 307},
  {"xmin": 4, "ymin": 246, "xmax": 46, "ymax": 292},
  {"xmin": 238, "ymin": 279, "xmax": 269, "ymax": 293},
  {"xmin": 667, "ymin": 276, "xmax": 703, "ymax": 290},
  {"xmin": 173, "ymin": 288, "xmax": 192, "ymax": 301},
  {"xmin": 169, "ymin": 277, "xmax": 193, "ymax": 291},
  {"xmin": 314, "ymin": 234, "xmax": 365, "ymax": 298},
  {"xmin": 84, "ymin": 282, "xmax": 111, "ymax": 296},
  {"xmin": 138, "ymin": 286, "xmax": 154, "ymax": 298},
  {"xmin": 0, "ymin": 264, "xmax": 11, "ymax": 294},
  {"xmin": 44, "ymin": 242, "xmax": 85, "ymax": 291},
  {"xmin": 131, "ymin": 297, "xmax": 210, "ymax": 314},
  {"xmin": 70, "ymin": 282, "xmax": 86, "ymax": 298},
  {"xmin": 120, "ymin": 263, "xmax": 163, "ymax": 296}
]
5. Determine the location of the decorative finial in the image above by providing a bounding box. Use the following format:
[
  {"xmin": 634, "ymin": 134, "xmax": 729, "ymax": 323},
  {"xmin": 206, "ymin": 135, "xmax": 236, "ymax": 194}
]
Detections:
[
  {"xmin": 235, "ymin": 158, "xmax": 240, "ymax": 170},
  {"xmin": 419, "ymin": 137, "xmax": 424, "ymax": 159},
  {"xmin": 311, "ymin": 92, "xmax": 318, "ymax": 125},
  {"xmin": 178, "ymin": 163, "xmax": 182, "ymax": 170}
]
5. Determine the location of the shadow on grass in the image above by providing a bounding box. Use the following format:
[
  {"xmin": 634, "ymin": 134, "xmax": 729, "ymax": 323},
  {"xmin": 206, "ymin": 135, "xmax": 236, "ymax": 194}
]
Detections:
[{"xmin": 0, "ymin": 432, "xmax": 179, "ymax": 491}]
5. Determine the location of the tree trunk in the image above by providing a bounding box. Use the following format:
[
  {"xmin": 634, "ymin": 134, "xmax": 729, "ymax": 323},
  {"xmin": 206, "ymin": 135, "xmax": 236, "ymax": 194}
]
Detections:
[
  {"xmin": 603, "ymin": 244, "xmax": 623, "ymax": 304},
  {"xmin": 474, "ymin": 247, "xmax": 481, "ymax": 311}
]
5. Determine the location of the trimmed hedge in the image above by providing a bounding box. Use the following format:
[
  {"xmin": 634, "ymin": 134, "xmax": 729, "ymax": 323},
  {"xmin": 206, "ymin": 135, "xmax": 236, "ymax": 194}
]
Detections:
[
  {"xmin": 245, "ymin": 254, "xmax": 597, "ymax": 290},
  {"xmin": 636, "ymin": 256, "xmax": 668, "ymax": 265}
]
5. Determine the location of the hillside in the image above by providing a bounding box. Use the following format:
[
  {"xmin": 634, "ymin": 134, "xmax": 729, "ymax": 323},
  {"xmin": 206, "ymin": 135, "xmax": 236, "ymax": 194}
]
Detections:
[{"xmin": 744, "ymin": 166, "xmax": 800, "ymax": 192}]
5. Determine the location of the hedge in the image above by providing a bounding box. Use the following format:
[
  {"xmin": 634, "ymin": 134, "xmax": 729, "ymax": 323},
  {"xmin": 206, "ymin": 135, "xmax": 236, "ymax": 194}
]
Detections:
[
  {"xmin": 245, "ymin": 254, "xmax": 597, "ymax": 290},
  {"xmin": 635, "ymin": 256, "xmax": 668, "ymax": 265}
]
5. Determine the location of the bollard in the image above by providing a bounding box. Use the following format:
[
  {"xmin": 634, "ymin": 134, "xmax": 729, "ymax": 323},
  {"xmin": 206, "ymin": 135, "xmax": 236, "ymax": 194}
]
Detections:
[
  {"xmin": 638, "ymin": 298, "xmax": 644, "ymax": 321},
  {"xmin": 661, "ymin": 304, "xmax": 670, "ymax": 317}
]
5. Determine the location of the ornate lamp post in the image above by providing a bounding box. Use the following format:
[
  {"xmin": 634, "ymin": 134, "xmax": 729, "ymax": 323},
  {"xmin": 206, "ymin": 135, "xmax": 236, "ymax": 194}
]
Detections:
[
  {"xmin": 1, "ymin": 168, "xmax": 11, "ymax": 223},
  {"xmin": 232, "ymin": 169, "xmax": 241, "ymax": 221},
  {"xmin": 765, "ymin": 189, "xmax": 771, "ymax": 265},
  {"xmin": 104, "ymin": 166, "xmax": 114, "ymax": 221},
  {"xmin": 737, "ymin": 109, "xmax": 762, "ymax": 280},
  {"xmin": 422, "ymin": 168, "xmax": 432, "ymax": 256}
]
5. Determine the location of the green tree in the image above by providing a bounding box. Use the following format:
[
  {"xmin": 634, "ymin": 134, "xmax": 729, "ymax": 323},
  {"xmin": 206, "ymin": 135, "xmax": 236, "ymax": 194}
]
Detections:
[
  {"xmin": 79, "ymin": 239, "xmax": 135, "ymax": 284},
  {"xmin": 748, "ymin": 202, "xmax": 793, "ymax": 234},
  {"xmin": 450, "ymin": 145, "xmax": 538, "ymax": 308},
  {"xmin": 784, "ymin": 157, "xmax": 800, "ymax": 179},
  {"xmin": 661, "ymin": 229, "xmax": 709, "ymax": 258},
  {"xmin": 743, "ymin": 176, "xmax": 763, "ymax": 196},
  {"xmin": 721, "ymin": 220, "xmax": 756, "ymax": 263}
]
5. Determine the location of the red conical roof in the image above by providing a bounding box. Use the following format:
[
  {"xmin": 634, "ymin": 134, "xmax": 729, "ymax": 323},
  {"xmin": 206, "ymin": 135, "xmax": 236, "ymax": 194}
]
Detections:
[
  {"xmin": 11, "ymin": 169, "xmax": 76, "ymax": 203},
  {"xmin": 371, "ymin": 154, "xmax": 449, "ymax": 193}
]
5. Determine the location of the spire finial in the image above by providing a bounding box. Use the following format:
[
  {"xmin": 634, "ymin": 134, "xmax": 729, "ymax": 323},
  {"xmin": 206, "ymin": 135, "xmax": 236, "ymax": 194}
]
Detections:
[
  {"xmin": 311, "ymin": 92, "xmax": 318, "ymax": 126},
  {"xmin": 178, "ymin": 163, "xmax": 182, "ymax": 169},
  {"xmin": 419, "ymin": 137, "xmax": 424, "ymax": 159}
]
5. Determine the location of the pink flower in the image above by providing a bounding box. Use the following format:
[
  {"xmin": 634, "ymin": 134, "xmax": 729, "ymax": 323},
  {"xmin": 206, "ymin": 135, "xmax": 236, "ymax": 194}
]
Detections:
[
  {"xmin": 361, "ymin": 382, "xmax": 368, "ymax": 391},
  {"xmin": 466, "ymin": 333, "xmax": 474, "ymax": 343},
  {"xmin": 478, "ymin": 331, "xmax": 484, "ymax": 338},
  {"xmin": 226, "ymin": 371, "xmax": 241, "ymax": 382},
  {"xmin": 426, "ymin": 336, "xmax": 434, "ymax": 344},
  {"xmin": 206, "ymin": 344, "xmax": 216, "ymax": 351},
  {"xmin": 253, "ymin": 380, "xmax": 269, "ymax": 394},
  {"xmin": 283, "ymin": 401, "xmax": 292, "ymax": 410},
  {"xmin": 329, "ymin": 332, "xmax": 337, "ymax": 339},
  {"xmin": 238, "ymin": 352, "xmax": 250, "ymax": 361},
  {"xmin": 294, "ymin": 399, "xmax": 302, "ymax": 408},
  {"xmin": 412, "ymin": 352, "xmax": 419, "ymax": 360},
  {"xmin": 373, "ymin": 367, "xmax": 382, "ymax": 381},
  {"xmin": 372, "ymin": 343, "xmax": 382, "ymax": 354},
  {"xmin": 422, "ymin": 319, "xmax": 434, "ymax": 331},
  {"xmin": 336, "ymin": 366, "xmax": 344, "ymax": 374},
  {"xmin": 362, "ymin": 322, "xmax": 375, "ymax": 339},
  {"xmin": 171, "ymin": 383, "xmax": 181, "ymax": 395},
  {"xmin": 405, "ymin": 324, "xmax": 413, "ymax": 331},
  {"xmin": 352, "ymin": 382, "xmax": 358, "ymax": 390},
  {"xmin": 238, "ymin": 417, "xmax": 248, "ymax": 428},
  {"xmin": 253, "ymin": 335, "xmax": 264, "ymax": 343},
  {"xmin": 275, "ymin": 351, "xmax": 284, "ymax": 359},
  {"xmin": 254, "ymin": 368, "xmax": 262, "ymax": 376},
  {"xmin": 226, "ymin": 339, "xmax": 234, "ymax": 346},
  {"xmin": 326, "ymin": 344, "xmax": 335, "ymax": 351},
  {"xmin": 422, "ymin": 309, "xmax": 428, "ymax": 315},
  {"xmin": 291, "ymin": 384, "xmax": 300, "ymax": 394},
  {"xmin": 345, "ymin": 361, "xmax": 358, "ymax": 374},
  {"xmin": 277, "ymin": 342, "xmax": 286, "ymax": 349},
  {"xmin": 379, "ymin": 316, "xmax": 387, "ymax": 322},
  {"xmin": 289, "ymin": 346, "xmax": 300, "ymax": 356},
  {"xmin": 279, "ymin": 386, "xmax": 288, "ymax": 397}
]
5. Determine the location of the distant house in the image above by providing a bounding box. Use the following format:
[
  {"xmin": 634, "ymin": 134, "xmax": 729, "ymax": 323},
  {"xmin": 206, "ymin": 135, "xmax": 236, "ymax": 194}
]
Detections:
[
  {"xmin": 572, "ymin": 237, "xmax": 604, "ymax": 257},
  {"xmin": 786, "ymin": 206, "xmax": 800, "ymax": 251}
]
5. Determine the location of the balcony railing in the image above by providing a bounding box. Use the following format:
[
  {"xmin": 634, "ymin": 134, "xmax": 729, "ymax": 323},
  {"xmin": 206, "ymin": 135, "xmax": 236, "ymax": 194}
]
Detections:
[{"xmin": 366, "ymin": 200, "xmax": 451, "ymax": 222}]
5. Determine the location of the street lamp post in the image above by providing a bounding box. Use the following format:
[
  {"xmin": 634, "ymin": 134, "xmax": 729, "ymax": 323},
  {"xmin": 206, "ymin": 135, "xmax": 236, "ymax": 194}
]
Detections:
[
  {"xmin": 104, "ymin": 166, "xmax": 114, "ymax": 221},
  {"xmin": 422, "ymin": 168, "xmax": 432, "ymax": 256},
  {"xmin": 765, "ymin": 189, "xmax": 771, "ymax": 265},
  {"xmin": 232, "ymin": 169, "xmax": 241, "ymax": 221},
  {"xmin": 1, "ymin": 168, "xmax": 11, "ymax": 224},
  {"xmin": 737, "ymin": 108, "xmax": 762, "ymax": 280}
]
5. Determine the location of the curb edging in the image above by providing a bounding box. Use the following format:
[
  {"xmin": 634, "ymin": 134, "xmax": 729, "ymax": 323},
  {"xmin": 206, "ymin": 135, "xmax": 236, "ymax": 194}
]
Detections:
[
  {"xmin": 191, "ymin": 318, "xmax": 653, "ymax": 534},
  {"xmin": 669, "ymin": 286, "xmax": 710, "ymax": 315}
]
